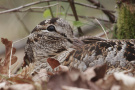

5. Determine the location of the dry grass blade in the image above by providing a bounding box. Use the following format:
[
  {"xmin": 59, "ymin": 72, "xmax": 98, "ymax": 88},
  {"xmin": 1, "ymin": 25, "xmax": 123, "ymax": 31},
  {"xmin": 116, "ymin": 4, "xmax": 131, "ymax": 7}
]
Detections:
[{"xmin": 95, "ymin": 19, "xmax": 109, "ymax": 40}]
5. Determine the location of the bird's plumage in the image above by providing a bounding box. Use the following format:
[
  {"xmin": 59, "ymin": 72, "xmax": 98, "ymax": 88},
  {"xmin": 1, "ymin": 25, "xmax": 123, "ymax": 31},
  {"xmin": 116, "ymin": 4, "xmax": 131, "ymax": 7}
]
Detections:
[{"xmin": 24, "ymin": 18, "xmax": 135, "ymax": 75}]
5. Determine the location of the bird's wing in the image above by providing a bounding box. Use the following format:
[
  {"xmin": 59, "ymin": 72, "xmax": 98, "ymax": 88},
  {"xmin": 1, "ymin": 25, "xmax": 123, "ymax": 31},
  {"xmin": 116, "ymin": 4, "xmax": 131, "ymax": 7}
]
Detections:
[{"xmin": 61, "ymin": 39, "xmax": 135, "ymax": 73}]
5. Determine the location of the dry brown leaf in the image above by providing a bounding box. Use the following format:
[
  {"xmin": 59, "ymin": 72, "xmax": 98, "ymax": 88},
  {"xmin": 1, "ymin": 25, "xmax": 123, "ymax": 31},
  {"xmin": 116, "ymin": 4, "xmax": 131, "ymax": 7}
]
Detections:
[
  {"xmin": 83, "ymin": 67, "xmax": 96, "ymax": 81},
  {"xmin": 68, "ymin": 69, "xmax": 80, "ymax": 81},
  {"xmin": 0, "ymin": 82, "xmax": 6, "ymax": 89},
  {"xmin": 18, "ymin": 63, "xmax": 34, "ymax": 78},
  {"xmin": 114, "ymin": 73, "xmax": 135, "ymax": 90},
  {"xmin": 96, "ymin": 74, "xmax": 116, "ymax": 90},
  {"xmin": 47, "ymin": 58, "xmax": 60, "ymax": 70},
  {"xmin": 0, "ymin": 58, "xmax": 2, "ymax": 62},
  {"xmin": 91, "ymin": 64, "xmax": 107, "ymax": 82},
  {"xmin": 48, "ymin": 72, "xmax": 74, "ymax": 90},
  {"xmin": 11, "ymin": 56, "xmax": 17, "ymax": 65},
  {"xmin": 4, "ymin": 84, "xmax": 34, "ymax": 90},
  {"xmin": 47, "ymin": 68, "xmax": 100, "ymax": 90},
  {"xmin": 62, "ymin": 86, "xmax": 89, "ymax": 90},
  {"xmin": 47, "ymin": 72, "xmax": 54, "ymax": 76},
  {"xmin": 47, "ymin": 65, "xmax": 69, "ymax": 76},
  {"xmin": 32, "ymin": 69, "xmax": 48, "ymax": 82},
  {"xmin": 0, "ymin": 38, "xmax": 17, "ymax": 74},
  {"xmin": 8, "ymin": 76, "xmax": 34, "ymax": 84},
  {"xmin": 96, "ymin": 72, "xmax": 135, "ymax": 90},
  {"xmin": 58, "ymin": 65, "xmax": 69, "ymax": 72}
]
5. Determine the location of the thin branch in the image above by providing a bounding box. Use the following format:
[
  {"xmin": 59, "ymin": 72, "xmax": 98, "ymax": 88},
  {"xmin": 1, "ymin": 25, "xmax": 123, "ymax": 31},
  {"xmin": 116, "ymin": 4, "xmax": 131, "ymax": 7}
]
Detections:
[
  {"xmin": 21, "ymin": 3, "xmax": 58, "ymax": 12},
  {"xmin": 0, "ymin": 0, "xmax": 115, "ymax": 14},
  {"xmin": 0, "ymin": 3, "xmax": 58, "ymax": 13},
  {"xmin": 64, "ymin": 4, "xmax": 70, "ymax": 19},
  {"xmin": 68, "ymin": 0, "xmax": 83, "ymax": 36},
  {"xmin": 47, "ymin": 1, "xmax": 54, "ymax": 18},
  {"xmin": 61, "ymin": 0, "xmax": 115, "ymax": 13},
  {"xmin": 67, "ymin": 14, "xmax": 111, "ymax": 22},
  {"xmin": 0, "ymin": 6, "xmax": 43, "ymax": 13},
  {"xmin": 87, "ymin": 0, "xmax": 115, "ymax": 23},
  {"xmin": 0, "ymin": 0, "xmax": 50, "ymax": 14},
  {"xmin": 5, "ymin": 1, "xmax": 30, "ymax": 34}
]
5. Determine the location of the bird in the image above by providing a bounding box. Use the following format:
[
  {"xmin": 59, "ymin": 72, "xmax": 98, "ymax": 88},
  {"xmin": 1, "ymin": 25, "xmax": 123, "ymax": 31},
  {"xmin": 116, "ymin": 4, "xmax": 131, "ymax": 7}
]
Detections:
[{"xmin": 24, "ymin": 18, "xmax": 135, "ymax": 75}]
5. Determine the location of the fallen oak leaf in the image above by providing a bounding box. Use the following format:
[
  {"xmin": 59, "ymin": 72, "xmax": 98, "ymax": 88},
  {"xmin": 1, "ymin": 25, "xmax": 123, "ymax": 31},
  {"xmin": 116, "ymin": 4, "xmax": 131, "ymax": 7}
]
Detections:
[
  {"xmin": 47, "ymin": 58, "xmax": 60, "ymax": 70},
  {"xmin": 0, "ymin": 38, "xmax": 17, "ymax": 74}
]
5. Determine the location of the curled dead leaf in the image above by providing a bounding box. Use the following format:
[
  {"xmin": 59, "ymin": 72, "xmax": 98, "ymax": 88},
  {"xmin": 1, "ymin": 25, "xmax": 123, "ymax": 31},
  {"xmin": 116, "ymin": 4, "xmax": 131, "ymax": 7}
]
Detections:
[
  {"xmin": 47, "ymin": 68, "xmax": 100, "ymax": 90},
  {"xmin": 0, "ymin": 38, "xmax": 18, "ymax": 74},
  {"xmin": 47, "ymin": 58, "xmax": 60, "ymax": 70}
]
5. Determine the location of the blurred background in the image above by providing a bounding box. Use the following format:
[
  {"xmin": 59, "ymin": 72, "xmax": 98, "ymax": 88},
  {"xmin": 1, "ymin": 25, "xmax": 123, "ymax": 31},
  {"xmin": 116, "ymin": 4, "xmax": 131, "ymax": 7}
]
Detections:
[{"xmin": 0, "ymin": 0, "xmax": 116, "ymax": 72}]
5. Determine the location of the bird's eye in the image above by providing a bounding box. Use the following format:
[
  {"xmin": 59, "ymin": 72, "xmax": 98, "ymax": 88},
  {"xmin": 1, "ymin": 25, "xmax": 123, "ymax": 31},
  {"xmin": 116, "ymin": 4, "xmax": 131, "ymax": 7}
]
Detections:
[{"xmin": 47, "ymin": 25, "xmax": 56, "ymax": 32}]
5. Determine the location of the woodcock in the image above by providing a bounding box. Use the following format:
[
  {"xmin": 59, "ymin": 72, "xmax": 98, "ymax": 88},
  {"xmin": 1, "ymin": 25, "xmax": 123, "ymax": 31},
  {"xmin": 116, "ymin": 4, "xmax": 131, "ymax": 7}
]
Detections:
[{"xmin": 24, "ymin": 18, "xmax": 135, "ymax": 75}]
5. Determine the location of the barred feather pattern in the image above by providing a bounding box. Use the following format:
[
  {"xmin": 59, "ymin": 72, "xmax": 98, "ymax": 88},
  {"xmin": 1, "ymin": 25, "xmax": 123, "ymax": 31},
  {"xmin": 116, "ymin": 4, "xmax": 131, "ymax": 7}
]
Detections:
[
  {"xmin": 59, "ymin": 39, "xmax": 135, "ymax": 75},
  {"xmin": 24, "ymin": 18, "xmax": 135, "ymax": 75}
]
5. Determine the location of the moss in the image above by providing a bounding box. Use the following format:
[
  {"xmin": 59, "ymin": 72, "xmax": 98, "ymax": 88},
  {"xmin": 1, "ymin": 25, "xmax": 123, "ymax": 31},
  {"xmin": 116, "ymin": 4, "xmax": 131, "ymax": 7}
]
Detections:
[{"xmin": 115, "ymin": 4, "xmax": 135, "ymax": 39}]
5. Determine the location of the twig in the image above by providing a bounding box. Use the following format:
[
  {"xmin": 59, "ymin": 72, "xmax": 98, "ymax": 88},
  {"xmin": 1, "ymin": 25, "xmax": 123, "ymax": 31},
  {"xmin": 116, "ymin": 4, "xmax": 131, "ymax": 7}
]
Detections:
[
  {"xmin": 67, "ymin": 14, "xmax": 111, "ymax": 22},
  {"xmin": 0, "ymin": 0, "xmax": 50, "ymax": 14},
  {"xmin": 0, "ymin": 3, "xmax": 58, "ymax": 13},
  {"xmin": 64, "ymin": 4, "xmax": 70, "ymax": 19},
  {"xmin": 61, "ymin": 0, "xmax": 115, "ymax": 13},
  {"xmin": 0, "ymin": 0, "xmax": 115, "ymax": 14},
  {"xmin": 47, "ymin": 1, "xmax": 54, "ymax": 18},
  {"xmin": 11, "ymin": 1, "xmax": 30, "ymax": 34},
  {"xmin": 68, "ymin": 0, "xmax": 83, "ymax": 36},
  {"xmin": 21, "ymin": 3, "xmax": 58, "ymax": 12},
  {"xmin": 87, "ymin": 0, "xmax": 115, "ymax": 23}
]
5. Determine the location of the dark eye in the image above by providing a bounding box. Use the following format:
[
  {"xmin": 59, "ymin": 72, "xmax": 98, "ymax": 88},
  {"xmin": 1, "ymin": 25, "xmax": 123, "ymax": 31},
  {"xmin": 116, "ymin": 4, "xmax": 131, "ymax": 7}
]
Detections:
[{"xmin": 47, "ymin": 25, "xmax": 56, "ymax": 32}]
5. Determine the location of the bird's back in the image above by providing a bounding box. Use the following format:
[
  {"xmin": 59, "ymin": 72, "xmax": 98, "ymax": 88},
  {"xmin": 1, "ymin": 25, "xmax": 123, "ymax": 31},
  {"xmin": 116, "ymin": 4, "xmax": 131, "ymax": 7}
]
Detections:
[{"xmin": 58, "ymin": 39, "xmax": 135, "ymax": 74}]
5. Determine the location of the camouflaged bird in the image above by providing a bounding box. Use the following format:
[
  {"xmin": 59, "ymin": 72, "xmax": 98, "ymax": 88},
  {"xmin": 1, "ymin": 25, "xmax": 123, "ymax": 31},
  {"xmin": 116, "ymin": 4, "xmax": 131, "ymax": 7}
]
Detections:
[{"xmin": 24, "ymin": 18, "xmax": 135, "ymax": 75}]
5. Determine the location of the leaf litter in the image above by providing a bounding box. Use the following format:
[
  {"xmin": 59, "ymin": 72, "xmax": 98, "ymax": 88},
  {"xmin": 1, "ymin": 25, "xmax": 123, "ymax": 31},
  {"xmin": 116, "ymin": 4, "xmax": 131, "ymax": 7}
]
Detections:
[{"xmin": 0, "ymin": 38, "xmax": 135, "ymax": 90}]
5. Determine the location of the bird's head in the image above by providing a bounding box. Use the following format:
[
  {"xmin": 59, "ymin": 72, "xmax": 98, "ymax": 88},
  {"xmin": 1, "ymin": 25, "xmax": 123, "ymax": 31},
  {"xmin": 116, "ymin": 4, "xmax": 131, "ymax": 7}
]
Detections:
[
  {"xmin": 24, "ymin": 18, "xmax": 75, "ymax": 64},
  {"xmin": 31, "ymin": 18, "xmax": 74, "ymax": 41}
]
